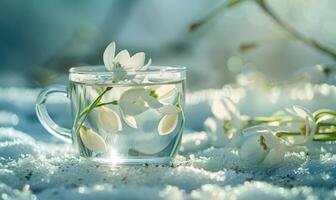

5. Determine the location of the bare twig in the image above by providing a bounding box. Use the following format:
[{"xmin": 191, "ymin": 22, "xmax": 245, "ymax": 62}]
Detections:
[
  {"xmin": 189, "ymin": 0, "xmax": 243, "ymax": 31},
  {"xmin": 256, "ymin": 0, "xmax": 336, "ymax": 60},
  {"xmin": 190, "ymin": 0, "xmax": 336, "ymax": 61}
]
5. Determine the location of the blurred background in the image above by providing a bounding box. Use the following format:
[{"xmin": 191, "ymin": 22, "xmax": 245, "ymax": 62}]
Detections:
[{"xmin": 0, "ymin": 0, "xmax": 336, "ymax": 91}]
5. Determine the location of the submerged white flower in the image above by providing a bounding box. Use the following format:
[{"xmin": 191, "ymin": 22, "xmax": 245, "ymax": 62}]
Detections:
[
  {"xmin": 103, "ymin": 42, "xmax": 151, "ymax": 82},
  {"xmin": 119, "ymin": 86, "xmax": 179, "ymax": 116},
  {"xmin": 98, "ymin": 106, "xmax": 122, "ymax": 133},
  {"xmin": 119, "ymin": 88, "xmax": 149, "ymax": 116},
  {"xmin": 118, "ymin": 85, "xmax": 180, "ymax": 134},
  {"xmin": 79, "ymin": 127, "xmax": 107, "ymax": 153},
  {"xmin": 239, "ymin": 126, "xmax": 287, "ymax": 166},
  {"xmin": 158, "ymin": 113, "xmax": 179, "ymax": 135},
  {"xmin": 284, "ymin": 105, "xmax": 317, "ymax": 146}
]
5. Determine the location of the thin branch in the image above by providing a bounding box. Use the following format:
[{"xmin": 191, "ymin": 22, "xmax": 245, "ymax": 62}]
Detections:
[
  {"xmin": 257, "ymin": 0, "xmax": 336, "ymax": 60},
  {"xmin": 189, "ymin": 0, "xmax": 243, "ymax": 31},
  {"xmin": 190, "ymin": 0, "xmax": 336, "ymax": 61}
]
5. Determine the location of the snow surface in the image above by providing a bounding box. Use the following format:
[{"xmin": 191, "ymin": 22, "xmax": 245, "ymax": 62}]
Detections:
[{"xmin": 1, "ymin": 84, "xmax": 336, "ymax": 200}]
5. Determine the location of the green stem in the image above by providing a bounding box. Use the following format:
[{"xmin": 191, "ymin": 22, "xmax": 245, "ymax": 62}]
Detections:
[
  {"xmin": 314, "ymin": 109, "xmax": 336, "ymax": 120},
  {"xmin": 276, "ymin": 131, "xmax": 301, "ymax": 137},
  {"xmin": 74, "ymin": 87, "xmax": 112, "ymax": 137},
  {"xmin": 189, "ymin": 0, "xmax": 242, "ymax": 31},
  {"xmin": 317, "ymin": 122, "xmax": 336, "ymax": 127},
  {"xmin": 314, "ymin": 134, "xmax": 336, "ymax": 141},
  {"xmin": 96, "ymin": 100, "xmax": 118, "ymax": 107}
]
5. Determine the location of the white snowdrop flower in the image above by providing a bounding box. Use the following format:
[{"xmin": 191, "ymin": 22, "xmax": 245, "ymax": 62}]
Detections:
[
  {"xmin": 119, "ymin": 88, "xmax": 148, "ymax": 116},
  {"xmin": 155, "ymin": 84, "xmax": 176, "ymax": 100},
  {"xmin": 284, "ymin": 105, "xmax": 317, "ymax": 146},
  {"xmin": 211, "ymin": 97, "xmax": 243, "ymax": 131},
  {"xmin": 118, "ymin": 85, "xmax": 180, "ymax": 132},
  {"xmin": 143, "ymin": 85, "xmax": 180, "ymax": 114},
  {"xmin": 158, "ymin": 113, "xmax": 179, "ymax": 135},
  {"xmin": 239, "ymin": 126, "xmax": 287, "ymax": 166},
  {"xmin": 204, "ymin": 117, "xmax": 228, "ymax": 147},
  {"xmin": 142, "ymin": 88, "xmax": 164, "ymax": 109},
  {"xmin": 98, "ymin": 106, "xmax": 122, "ymax": 132},
  {"xmin": 204, "ymin": 117, "xmax": 244, "ymax": 148},
  {"xmin": 119, "ymin": 86, "xmax": 179, "ymax": 115},
  {"xmin": 103, "ymin": 42, "xmax": 151, "ymax": 82},
  {"xmin": 79, "ymin": 127, "xmax": 107, "ymax": 153}
]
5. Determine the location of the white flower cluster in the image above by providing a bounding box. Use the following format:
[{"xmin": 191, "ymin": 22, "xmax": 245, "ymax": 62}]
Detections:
[{"xmin": 204, "ymin": 97, "xmax": 318, "ymax": 166}]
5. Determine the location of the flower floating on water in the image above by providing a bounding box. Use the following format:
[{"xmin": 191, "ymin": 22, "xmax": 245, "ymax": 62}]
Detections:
[
  {"xmin": 79, "ymin": 126, "xmax": 107, "ymax": 153},
  {"xmin": 103, "ymin": 42, "xmax": 151, "ymax": 82},
  {"xmin": 239, "ymin": 126, "xmax": 287, "ymax": 166}
]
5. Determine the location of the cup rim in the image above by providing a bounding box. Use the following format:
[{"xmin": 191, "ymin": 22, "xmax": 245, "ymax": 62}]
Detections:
[
  {"xmin": 69, "ymin": 65, "xmax": 186, "ymax": 75},
  {"xmin": 69, "ymin": 65, "xmax": 186, "ymax": 84}
]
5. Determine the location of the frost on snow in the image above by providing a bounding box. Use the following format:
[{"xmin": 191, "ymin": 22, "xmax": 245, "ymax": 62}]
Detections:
[{"xmin": 1, "ymin": 85, "xmax": 336, "ymax": 199}]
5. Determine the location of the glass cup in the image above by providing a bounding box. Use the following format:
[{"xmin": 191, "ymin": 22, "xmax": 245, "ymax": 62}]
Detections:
[{"xmin": 36, "ymin": 66, "xmax": 186, "ymax": 165}]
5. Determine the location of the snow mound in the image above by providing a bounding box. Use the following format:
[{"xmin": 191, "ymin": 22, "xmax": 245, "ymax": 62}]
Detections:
[{"xmin": 1, "ymin": 85, "xmax": 336, "ymax": 199}]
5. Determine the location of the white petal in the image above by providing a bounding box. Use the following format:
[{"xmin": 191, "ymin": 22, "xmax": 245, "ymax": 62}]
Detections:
[
  {"xmin": 158, "ymin": 104, "xmax": 181, "ymax": 114},
  {"xmin": 156, "ymin": 85, "xmax": 176, "ymax": 100},
  {"xmin": 79, "ymin": 128, "xmax": 107, "ymax": 153},
  {"xmin": 103, "ymin": 42, "xmax": 116, "ymax": 70},
  {"xmin": 211, "ymin": 100, "xmax": 230, "ymax": 120},
  {"xmin": 120, "ymin": 110, "xmax": 138, "ymax": 129},
  {"xmin": 304, "ymin": 117, "xmax": 317, "ymax": 143},
  {"xmin": 204, "ymin": 117, "xmax": 228, "ymax": 147},
  {"xmin": 204, "ymin": 117, "xmax": 218, "ymax": 134},
  {"xmin": 261, "ymin": 133, "xmax": 287, "ymax": 166},
  {"xmin": 114, "ymin": 50, "xmax": 131, "ymax": 67},
  {"xmin": 98, "ymin": 107, "xmax": 122, "ymax": 132},
  {"xmin": 119, "ymin": 88, "xmax": 148, "ymax": 116},
  {"xmin": 145, "ymin": 96, "xmax": 163, "ymax": 108},
  {"xmin": 262, "ymin": 130, "xmax": 280, "ymax": 148},
  {"xmin": 307, "ymin": 117, "xmax": 317, "ymax": 138},
  {"xmin": 261, "ymin": 148, "xmax": 285, "ymax": 166},
  {"xmin": 239, "ymin": 134, "xmax": 269, "ymax": 164},
  {"xmin": 158, "ymin": 114, "xmax": 179, "ymax": 135},
  {"xmin": 293, "ymin": 105, "xmax": 313, "ymax": 119},
  {"xmin": 142, "ymin": 58, "xmax": 152, "ymax": 70},
  {"xmin": 142, "ymin": 89, "xmax": 163, "ymax": 108},
  {"xmin": 242, "ymin": 126, "xmax": 270, "ymax": 136},
  {"xmin": 223, "ymin": 98, "xmax": 240, "ymax": 116},
  {"xmin": 127, "ymin": 52, "xmax": 145, "ymax": 70}
]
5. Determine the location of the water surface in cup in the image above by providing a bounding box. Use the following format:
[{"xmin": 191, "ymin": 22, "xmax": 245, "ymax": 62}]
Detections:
[{"xmin": 69, "ymin": 80, "xmax": 185, "ymax": 164}]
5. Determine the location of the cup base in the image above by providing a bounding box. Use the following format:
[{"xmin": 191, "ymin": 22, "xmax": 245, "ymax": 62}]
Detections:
[{"xmin": 87, "ymin": 157, "xmax": 172, "ymax": 166}]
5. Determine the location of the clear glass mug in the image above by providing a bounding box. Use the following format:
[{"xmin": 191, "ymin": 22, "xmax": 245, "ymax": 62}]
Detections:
[{"xmin": 36, "ymin": 66, "xmax": 186, "ymax": 165}]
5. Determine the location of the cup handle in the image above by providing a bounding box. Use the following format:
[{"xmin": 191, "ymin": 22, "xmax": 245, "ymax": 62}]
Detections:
[{"xmin": 35, "ymin": 85, "xmax": 72, "ymax": 143}]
